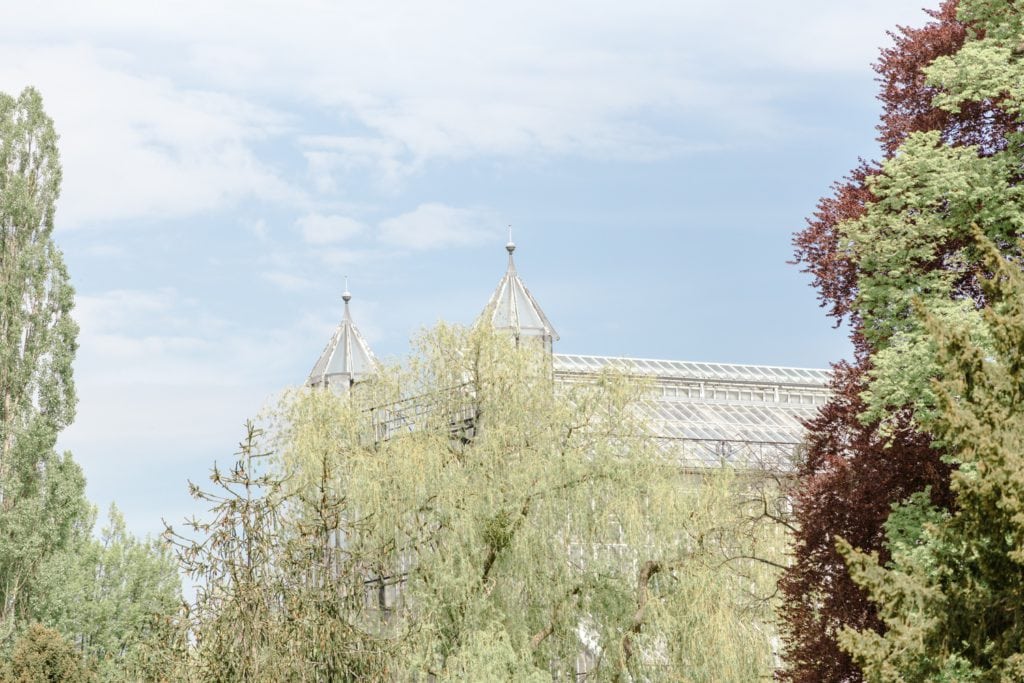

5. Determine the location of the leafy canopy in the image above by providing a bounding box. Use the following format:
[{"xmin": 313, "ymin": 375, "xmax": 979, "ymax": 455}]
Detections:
[
  {"xmin": 835, "ymin": 1, "xmax": 1024, "ymax": 678},
  {"xmin": 179, "ymin": 324, "xmax": 788, "ymax": 681}
]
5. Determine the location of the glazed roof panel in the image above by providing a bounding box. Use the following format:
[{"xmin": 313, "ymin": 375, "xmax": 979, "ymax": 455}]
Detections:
[{"xmin": 554, "ymin": 353, "xmax": 830, "ymax": 387}]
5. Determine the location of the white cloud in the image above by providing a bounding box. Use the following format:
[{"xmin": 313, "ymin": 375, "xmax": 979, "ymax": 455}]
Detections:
[
  {"xmin": 296, "ymin": 213, "xmax": 365, "ymax": 245},
  {"xmin": 1, "ymin": 1, "xmax": 934, "ymax": 191},
  {"xmin": 0, "ymin": 44, "xmax": 300, "ymax": 228},
  {"xmin": 76, "ymin": 288, "xmax": 180, "ymax": 332},
  {"xmin": 68, "ymin": 287, "xmax": 319, "ymax": 445},
  {"xmin": 84, "ymin": 244, "xmax": 126, "ymax": 258},
  {"xmin": 301, "ymin": 136, "xmax": 411, "ymax": 191},
  {"xmin": 244, "ymin": 218, "xmax": 270, "ymax": 241},
  {"xmin": 317, "ymin": 247, "xmax": 397, "ymax": 269},
  {"xmin": 379, "ymin": 204, "xmax": 497, "ymax": 250},
  {"xmin": 62, "ymin": 286, "xmax": 380, "ymax": 490},
  {"xmin": 12, "ymin": 0, "xmax": 930, "ymax": 539}
]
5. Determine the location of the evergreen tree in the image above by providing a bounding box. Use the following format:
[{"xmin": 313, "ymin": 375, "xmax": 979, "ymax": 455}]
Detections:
[{"xmin": 1, "ymin": 624, "xmax": 92, "ymax": 683}]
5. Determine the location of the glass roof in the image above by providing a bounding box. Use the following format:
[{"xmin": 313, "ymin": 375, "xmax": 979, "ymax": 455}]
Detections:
[
  {"xmin": 478, "ymin": 243, "xmax": 558, "ymax": 342},
  {"xmin": 554, "ymin": 353, "xmax": 830, "ymax": 386},
  {"xmin": 553, "ymin": 352, "xmax": 829, "ymax": 470},
  {"xmin": 634, "ymin": 398, "xmax": 818, "ymax": 445}
]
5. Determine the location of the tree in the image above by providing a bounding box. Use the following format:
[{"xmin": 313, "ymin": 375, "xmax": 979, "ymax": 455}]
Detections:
[
  {"xmin": 777, "ymin": 360, "xmax": 953, "ymax": 682},
  {"xmin": 0, "ymin": 87, "xmax": 90, "ymax": 642},
  {"xmin": 31, "ymin": 505, "xmax": 182, "ymax": 681},
  {"xmin": 179, "ymin": 325, "xmax": 789, "ymax": 681},
  {"xmin": 778, "ymin": 2, "xmax": 1022, "ymax": 678},
  {"xmin": 170, "ymin": 423, "xmax": 294, "ymax": 682},
  {"xmin": 1, "ymin": 624, "xmax": 92, "ymax": 683},
  {"xmin": 0, "ymin": 87, "xmax": 181, "ymax": 678},
  {"xmin": 841, "ymin": 229, "xmax": 1024, "ymax": 681},
  {"xmin": 169, "ymin": 421, "xmax": 391, "ymax": 681},
  {"xmin": 823, "ymin": 0, "xmax": 1024, "ymax": 676}
]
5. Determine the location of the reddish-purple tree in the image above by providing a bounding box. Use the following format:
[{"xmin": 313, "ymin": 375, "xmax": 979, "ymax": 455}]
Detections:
[
  {"xmin": 777, "ymin": 2, "xmax": 1018, "ymax": 680},
  {"xmin": 777, "ymin": 350, "xmax": 953, "ymax": 682}
]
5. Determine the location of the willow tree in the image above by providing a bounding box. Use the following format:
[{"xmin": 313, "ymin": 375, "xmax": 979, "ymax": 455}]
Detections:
[
  {"xmin": 0, "ymin": 87, "xmax": 88, "ymax": 641},
  {"xmin": 254, "ymin": 325, "xmax": 787, "ymax": 681}
]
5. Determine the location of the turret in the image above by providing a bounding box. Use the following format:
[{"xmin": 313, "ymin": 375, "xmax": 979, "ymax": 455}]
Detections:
[
  {"xmin": 478, "ymin": 233, "xmax": 558, "ymax": 352},
  {"xmin": 307, "ymin": 283, "xmax": 378, "ymax": 391}
]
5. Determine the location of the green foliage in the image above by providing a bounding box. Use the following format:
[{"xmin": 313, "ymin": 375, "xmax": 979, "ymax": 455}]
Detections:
[
  {"xmin": 833, "ymin": 3, "xmax": 1024, "ymax": 680},
  {"xmin": 0, "ymin": 86, "xmax": 183, "ymax": 678},
  {"xmin": 30, "ymin": 505, "xmax": 181, "ymax": 681},
  {"xmin": 839, "ymin": 1, "xmax": 1024, "ymax": 437},
  {"xmin": 176, "ymin": 325, "xmax": 789, "ymax": 680},
  {"xmin": 839, "ymin": 229, "xmax": 1024, "ymax": 681},
  {"xmin": 840, "ymin": 128, "xmax": 1018, "ymax": 429},
  {"xmin": 833, "ymin": 0, "xmax": 1024, "ymax": 432},
  {"xmin": 170, "ymin": 421, "xmax": 390, "ymax": 681},
  {"xmin": 262, "ymin": 325, "xmax": 787, "ymax": 680},
  {"xmin": 1, "ymin": 623, "xmax": 93, "ymax": 683},
  {"xmin": 0, "ymin": 86, "xmax": 91, "ymax": 643}
]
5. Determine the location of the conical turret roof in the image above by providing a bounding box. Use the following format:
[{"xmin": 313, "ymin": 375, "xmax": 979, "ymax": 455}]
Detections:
[
  {"xmin": 479, "ymin": 239, "xmax": 558, "ymax": 346},
  {"xmin": 308, "ymin": 288, "xmax": 378, "ymax": 391}
]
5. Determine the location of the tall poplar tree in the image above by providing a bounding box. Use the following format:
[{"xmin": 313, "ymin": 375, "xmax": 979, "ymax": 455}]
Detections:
[{"xmin": 0, "ymin": 87, "xmax": 88, "ymax": 640}]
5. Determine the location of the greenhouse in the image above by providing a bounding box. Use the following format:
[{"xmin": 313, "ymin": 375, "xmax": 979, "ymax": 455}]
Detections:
[{"xmin": 308, "ymin": 239, "xmax": 829, "ymax": 472}]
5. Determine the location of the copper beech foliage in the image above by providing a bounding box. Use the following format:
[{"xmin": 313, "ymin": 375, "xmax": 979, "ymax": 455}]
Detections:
[
  {"xmin": 779, "ymin": 2, "xmax": 1020, "ymax": 680},
  {"xmin": 777, "ymin": 353, "xmax": 953, "ymax": 682}
]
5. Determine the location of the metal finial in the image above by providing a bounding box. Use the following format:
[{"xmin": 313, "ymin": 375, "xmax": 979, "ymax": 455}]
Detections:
[
  {"xmin": 505, "ymin": 225, "xmax": 515, "ymax": 255},
  {"xmin": 342, "ymin": 276, "xmax": 352, "ymax": 303}
]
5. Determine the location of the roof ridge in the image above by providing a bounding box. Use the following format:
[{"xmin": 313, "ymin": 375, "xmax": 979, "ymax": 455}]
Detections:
[{"xmin": 553, "ymin": 352, "xmax": 827, "ymax": 374}]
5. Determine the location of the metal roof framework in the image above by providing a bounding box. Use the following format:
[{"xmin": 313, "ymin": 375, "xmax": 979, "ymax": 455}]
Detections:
[{"xmin": 554, "ymin": 354, "xmax": 829, "ymax": 471}]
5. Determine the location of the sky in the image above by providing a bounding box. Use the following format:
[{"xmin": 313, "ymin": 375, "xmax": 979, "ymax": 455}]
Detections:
[{"xmin": 1, "ymin": 1, "xmax": 936, "ymax": 539}]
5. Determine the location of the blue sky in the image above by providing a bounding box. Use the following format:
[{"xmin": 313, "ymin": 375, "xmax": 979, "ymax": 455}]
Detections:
[{"xmin": 3, "ymin": 1, "xmax": 932, "ymax": 538}]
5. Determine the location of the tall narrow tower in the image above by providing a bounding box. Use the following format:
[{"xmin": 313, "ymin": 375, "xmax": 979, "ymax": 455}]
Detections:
[
  {"xmin": 307, "ymin": 285, "xmax": 378, "ymax": 391},
  {"xmin": 478, "ymin": 236, "xmax": 558, "ymax": 352}
]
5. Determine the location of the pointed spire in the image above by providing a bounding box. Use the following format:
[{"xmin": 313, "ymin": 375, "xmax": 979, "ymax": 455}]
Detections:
[
  {"xmin": 308, "ymin": 283, "xmax": 379, "ymax": 391},
  {"xmin": 478, "ymin": 235, "xmax": 558, "ymax": 349}
]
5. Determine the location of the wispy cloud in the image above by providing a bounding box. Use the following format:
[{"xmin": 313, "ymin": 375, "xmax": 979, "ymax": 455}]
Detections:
[
  {"xmin": 379, "ymin": 204, "xmax": 497, "ymax": 250},
  {"xmin": 68, "ymin": 287, "xmax": 324, "ymax": 446},
  {"xmin": 301, "ymin": 136, "xmax": 411, "ymax": 191},
  {"xmin": 0, "ymin": 1, "xmax": 933, "ymax": 204},
  {"xmin": 84, "ymin": 244, "xmax": 127, "ymax": 258},
  {"xmin": 0, "ymin": 44, "xmax": 300, "ymax": 228},
  {"xmin": 16, "ymin": 0, "xmax": 912, "ymax": 541}
]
